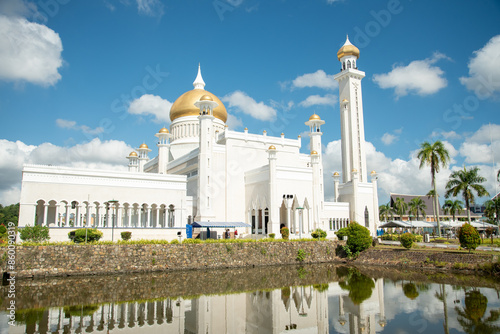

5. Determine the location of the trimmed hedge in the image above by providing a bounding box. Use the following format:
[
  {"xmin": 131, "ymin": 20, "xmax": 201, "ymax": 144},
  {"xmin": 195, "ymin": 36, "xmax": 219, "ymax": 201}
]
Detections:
[
  {"xmin": 69, "ymin": 228, "xmax": 103, "ymax": 243},
  {"xmin": 400, "ymin": 233, "xmax": 416, "ymax": 249},
  {"xmin": 346, "ymin": 222, "xmax": 371, "ymax": 253},
  {"xmin": 457, "ymin": 223, "xmax": 480, "ymax": 253}
]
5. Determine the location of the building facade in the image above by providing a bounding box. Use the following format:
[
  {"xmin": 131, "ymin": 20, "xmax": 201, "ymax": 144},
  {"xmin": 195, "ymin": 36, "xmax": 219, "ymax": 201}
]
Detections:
[{"xmin": 18, "ymin": 37, "xmax": 379, "ymax": 240}]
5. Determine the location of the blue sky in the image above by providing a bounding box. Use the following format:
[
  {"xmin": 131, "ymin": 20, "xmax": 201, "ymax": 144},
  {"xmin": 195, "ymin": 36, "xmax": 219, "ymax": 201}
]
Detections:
[{"xmin": 0, "ymin": 0, "xmax": 499, "ymax": 207}]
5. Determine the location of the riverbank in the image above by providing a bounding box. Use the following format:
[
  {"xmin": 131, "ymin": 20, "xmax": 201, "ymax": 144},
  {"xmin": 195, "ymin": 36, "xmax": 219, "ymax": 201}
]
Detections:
[{"xmin": 1, "ymin": 240, "xmax": 499, "ymax": 278}]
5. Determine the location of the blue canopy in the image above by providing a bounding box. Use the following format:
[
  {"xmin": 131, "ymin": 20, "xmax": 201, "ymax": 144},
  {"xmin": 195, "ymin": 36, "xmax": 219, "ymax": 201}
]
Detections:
[{"xmin": 192, "ymin": 222, "xmax": 251, "ymax": 228}]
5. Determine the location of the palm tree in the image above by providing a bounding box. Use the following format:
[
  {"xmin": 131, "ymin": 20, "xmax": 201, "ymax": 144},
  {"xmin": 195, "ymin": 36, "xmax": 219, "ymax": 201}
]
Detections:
[
  {"xmin": 408, "ymin": 197, "xmax": 427, "ymax": 220},
  {"xmin": 445, "ymin": 166, "xmax": 490, "ymax": 224},
  {"xmin": 393, "ymin": 197, "xmax": 408, "ymax": 221},
  {"xmin": 379, "ymin": 203, "xmax": 394, "ymax": 222},
  {"xmin": 443, "ymin": 199, "xmax": 464, "ymax": 222},
  {"xmin": 427, "ymin": 189, "xmax": 437, "ymax": 223},
  {"xmin": 418, "ymin": 141, "xmax": 450, "ymax": 237},
  {"xmin": 484, "ymin": 197, "xmax": 500, "ymax": 225}
]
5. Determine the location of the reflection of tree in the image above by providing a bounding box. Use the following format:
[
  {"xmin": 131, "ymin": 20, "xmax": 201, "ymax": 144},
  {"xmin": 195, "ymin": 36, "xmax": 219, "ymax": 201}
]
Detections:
[
  {"xmin": 63, "ymin": 304, "xmax": 99, "ymax": 317},
  {"xmin": 338, "ymin": 268, "xmax": 375, "ymax": 305},
  {"xmin": 435, "ymin": 284, "xmax": 449, "ymax": 334},
  {"xmin": 403, "ymin": 283, "xmax": 419, "ymax": 300},
  {"xmin": 455, "ymin": 290, "xmax": 500, "ymax": 334}
]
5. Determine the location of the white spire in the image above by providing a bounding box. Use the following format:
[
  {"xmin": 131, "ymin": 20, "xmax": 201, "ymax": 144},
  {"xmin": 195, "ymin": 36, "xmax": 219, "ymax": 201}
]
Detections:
[
  {"xmin": 193, "ymin": 63, "xmax": 206, "ymax": 90},
  {"xmin": 344, "ymin": 34, "xmax": 353, "ymax": 46}
]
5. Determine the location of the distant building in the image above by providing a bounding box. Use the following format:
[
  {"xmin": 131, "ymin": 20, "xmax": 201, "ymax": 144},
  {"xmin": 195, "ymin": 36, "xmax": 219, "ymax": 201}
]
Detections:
[{"xmin": 389, "ymin": 193, "xmax": 481, "ymax": 222}]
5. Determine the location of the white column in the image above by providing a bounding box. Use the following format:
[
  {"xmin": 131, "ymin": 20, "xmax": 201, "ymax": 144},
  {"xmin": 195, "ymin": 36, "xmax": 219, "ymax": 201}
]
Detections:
[
  {"xmin": 117, "ymin": 206, "xmax": 123, "ymax": 227},
  {"xmin": 43, "ymin": 204, "xmax": 49, "ymax": 226},
  {"xmin": 65, "ymin": 205, "xmax": 69, "ymax": 227},
  {"xmin": 55, "ymin": 204, "xmax": 60, "ymax": 226},
  {"xmin": 147, "ymin": 208, "xmax": 152, "ymax": 227}
]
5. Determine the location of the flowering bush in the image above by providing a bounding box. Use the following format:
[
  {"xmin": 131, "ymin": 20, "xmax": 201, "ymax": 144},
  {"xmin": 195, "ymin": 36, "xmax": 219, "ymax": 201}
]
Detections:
[{"xmin": 457, "ymin": 223, "xmax": 480, "ymax": 253}]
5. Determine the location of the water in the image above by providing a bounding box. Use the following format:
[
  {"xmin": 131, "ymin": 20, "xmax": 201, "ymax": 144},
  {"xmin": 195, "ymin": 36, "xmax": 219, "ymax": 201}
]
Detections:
[{"xmin": 1, "ymin": 264, "xmax": 499, "ymax": 333}]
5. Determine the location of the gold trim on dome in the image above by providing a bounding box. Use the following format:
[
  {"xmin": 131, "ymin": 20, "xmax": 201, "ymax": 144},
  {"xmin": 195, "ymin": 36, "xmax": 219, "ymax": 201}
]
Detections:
[
  {"xmin": 139, "ymin": 143, "xmax": 148, "ymax": 149},
  {"xmin": 268, "ymin": 145, "xmax": 276, "ymax": 150},
  {"xmin": 311, "ymin": 150, "xmax": 318, "ymax": 155},
  {"xmin": 170, "ymin": 89, "xmax": 227, "ymax": 123},
  {"xmin": 129, "ymin": 151, "xmax": 138, "ymax": 157},
  {"xmin": 333, "ymin": 172, "xmax": 340, "ymax": 176},
  {"xmin": 337, "ymin": 44, "xmax": 360, "ymax": 60},
  {"xmin": 200, "ymin": 94, "xmax": 213, "ymax": 101},
  {"xmin": 159, "ymin": 127, "xmax": 169, "ymax": 134},
  {"xmin": 352, "ymin": 168, "xmax": 358, "ymax": 173},
  {"xmin": 371, "ymin": 170, "xmax": 376, "ymax": 174},
  {"xmin": 309, "ymin": 113, "xmax": 321, "ymax": 121}
]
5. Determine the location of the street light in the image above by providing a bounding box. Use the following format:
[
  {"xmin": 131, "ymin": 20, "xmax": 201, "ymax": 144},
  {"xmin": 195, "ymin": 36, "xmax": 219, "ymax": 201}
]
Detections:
[{"xmin": 108, "ymin": 199, "xmax": 119, "ymax": 242}]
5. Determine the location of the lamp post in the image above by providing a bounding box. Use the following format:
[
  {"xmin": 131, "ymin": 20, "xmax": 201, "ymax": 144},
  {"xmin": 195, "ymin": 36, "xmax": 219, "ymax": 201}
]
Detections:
[{"xmin": 108, "ymin": 199, "xmax": 119, "ymax": 242}]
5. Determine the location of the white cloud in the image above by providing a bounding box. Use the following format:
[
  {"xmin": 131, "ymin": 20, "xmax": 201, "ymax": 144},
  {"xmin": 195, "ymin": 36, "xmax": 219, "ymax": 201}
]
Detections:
[
  {"xmin": 56, "ymin": 119, "xmax": 104, "ymax": 135},
  {"xmin": 0, "ymin": 14, "xmax": 63, "ymax": 86},
  {"xmin": 299, "ymin": 94, "xmax": 337, "ymax": 107},
  {"xmin": 128, "ymin": 94, "xmax": 172, "ymax": 123},
  {"xmin": 373, "ymin": 52, "xmax": 448, "ymax": 98},
  {"xmin": 467, "ymin": 123, "xmax": 500, "ymax": 143},
  {"xmin": 381, "ymin": 133, "xmax": 398, "ymax": 145},
  {"xmin": 222, "ymin": 91, "xmax": 277, "ymax": 121},
  {"xmin": 460, "ymin": 34, "xmax": 500, "ymax": 99},
  {"xmin": 458, "ymin": 124, "xmax": 500, "ymax": 164},
  {"xmin": 292, "ymin": 70, "xmax": 338, "ymax": 90},
  {"xmin": 0, "ymin": 138, "xmax": 133, "ymax": 205},
  {"xmin": 136, "ymin": 0, "xmax": 164, "ymax": 18},
  {"xmin": 226, "ymin": 114, "xmax": 243, "ymax": 130}
]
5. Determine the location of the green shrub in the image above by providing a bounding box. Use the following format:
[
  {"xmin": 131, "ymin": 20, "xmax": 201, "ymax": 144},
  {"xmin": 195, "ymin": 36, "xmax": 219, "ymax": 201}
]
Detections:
[
  {"xmin": 346, "ymin": 222, "xmax": 371, "ymax": 253},
  {"xmin": 400, "ymin": 233, "xmax": 416, "ymax": 249},
  {"xmin": 269, "ymin": 233, "xmax": 276, "ymax": 239},
  {"xmin": 457, "ymin": 223, "xmax": 480, "ymax": 253},
  {"xmin": 182, "ymin": 238, "xmax": 202, "ymax": 244},
  {"xmin": 296, "ymin": 249, "xmax": 307, "ymax": 261},
  {"xmin": 19, "ymin": 225, "xmax": 50, "ymax": 243},
  {"xmin": 335, "ymin": 227, "xmax": 348, "ymax": 240},
  {"xmin": 414, "ymin": 235, "xmax": 423, "ymax": 242},
  {"xmin": 69, "ymin": 228, "xmax": 103, "ymax": 243},
  {"xmin": 311, "ymin": 228, "xmax": 327, "ymax": 239},
  {"xmin": 170, "ymin": 239, "xmax": 180, "ymax": 244},
  {"xmin": 280, "ymin": 227, "xmax": 289, "ymax": 240},
  {"xmin": 120, "ymin": 231, "xmax": 132, "ymax": 241},
  {"xmin": 402, "ymin": 283, "xmax": 419, "ymax": 300}
]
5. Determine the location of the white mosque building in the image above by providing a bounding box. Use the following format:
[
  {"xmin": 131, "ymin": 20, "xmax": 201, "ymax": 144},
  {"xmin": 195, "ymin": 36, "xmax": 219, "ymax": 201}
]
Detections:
[{"xmin": 18, "ymin": 37, "xmax": 379, "ymax": 241}]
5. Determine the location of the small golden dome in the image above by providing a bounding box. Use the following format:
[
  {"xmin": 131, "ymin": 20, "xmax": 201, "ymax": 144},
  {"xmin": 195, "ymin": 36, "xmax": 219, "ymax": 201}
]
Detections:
[
  {"xmin": 244, "ymin": 127, "xmax": 248, "ymax": 130},
  {"xmin": 371, "ymin": 170, "xmax": 376, "ymax": 174},
  {"xmin": 170, "ymin": 89, "xmax": 227, "ymax": 123},
  {"xmin": 309, "ymin": 113, "xmax": 321, "ymax": 121},
  {"xmin": 139, "ymin": 143, "xmax": 148, "ymax": 149},
  {"xmin": 337, "ymin": 36, "xmax": 360, "ymax": 60},
  {"xmin": 200, "ymin": 94, "xmax": 213, "ymax": 101},
  {"xmin": 352, "ymin": 168, "xmax": 358, "ymax": 173},
  {"xmin": 298, "ymin": 135, "xmax": 301, "ymax": 138},
  {"xmin": 333, "ymin": 172, "xmax": 340, "ymax": 176},
  {"xmin": 281, "ymin": 132, "xmax": 284, "ymax": 136},
  {"xmin": 342, "ymin": 99, "xmax": 348, "ymax": 103},
  {"xmin": 268, "ymin": 145, "xmax": 276, "ymax": 150},
  {"xmin": 129, "ymin": 151, "xmax": 138, "ymax": 157},
  {"xmin": 159, "ymin": 127, "xmax": 169, "ymax": 134},
  {"xmin": 311, "ymin": 150, "xmax": 318, "ymax": 155}
]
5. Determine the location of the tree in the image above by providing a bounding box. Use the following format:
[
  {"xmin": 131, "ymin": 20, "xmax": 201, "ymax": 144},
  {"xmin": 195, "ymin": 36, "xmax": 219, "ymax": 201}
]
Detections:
[
  {"xmin": 379, "ymin": 203, "xmax": 394, "ymax": 222},
  {"xmin": 484, "ymin": 197, "xmax": 500, "ymax": 225},
  {"xmin": 443, "ymin": 199, "xmax": 464, "ymax": 222},
  {"xmin": 427, "ymin": 189, "xmax": 437, "ymax": 223},
  {"xmin": 393, "ymin": 197, "xmax": 408, "ymax": 220},
  {"xmin": 345, "ymin": 222, "xmax": 372, "ymax": 253},
  {"xmin": 457, "ymin": 223, "xmax": 481, "ymax": 253},
  {"xmin": 408, "ymin": 197, "xmax": 427, "ymax": 220},
  {"xmin": 0, "ymin": 203, "xmax": 20, "ymax": 226},
  {"xmin": 455, "ymin": 290, "xmax": 500, "ymax": 334},
  {"xmin": 445, "ymin": 166, "xmax": 489, "ymax": 224},
  {"xmin": 418, "ymin": 141, "xmax": 450, "ymax": 237}
]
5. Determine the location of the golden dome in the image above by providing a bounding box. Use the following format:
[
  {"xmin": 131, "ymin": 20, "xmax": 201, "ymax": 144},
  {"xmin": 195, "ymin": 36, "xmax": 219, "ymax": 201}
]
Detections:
[
  {"xmin": 309, "ymin": 113, "xmax": 321, "ymax": 121},
  {"xmin": 159, "ymin": 127, "xmax": 169, "ymax": 134},
  {"xmin": 139, "ymin": 143, "xmax": 148, "ymax": 149},
  {"xmin": 268, "ymin": 145, "xmax": 276, "ymax": 150},
  {"xmin": 352, "ymin": 168, "xmax": 358, "ymax": 173},
  {"xmin": 129, "ymin": 151, "xmax": 138, "ymax": 157},
  {"xmin": 371, "ymin": 170, "xmax": 376, "ymax": 174},
  {"xmin": 311, "ymin": 150, "xmax": 318, "ymax": 155},
  {"xmin": 170, "ymin": 89, "xmax": 227, "ymax": 123},
  {"xmin": 200, "ymin": 94, "xmax": 213, "ymax": 101},
  {"xmin": 333, "ymin": 172, "xmax": 340, "ymax": 176},
  {"xmin": 342, "ymin": 99, "xmax": 348, "ymax": 103},
  {"xmin": 337, "ymin": 37, "xmax": 360, "ymax": 60}
]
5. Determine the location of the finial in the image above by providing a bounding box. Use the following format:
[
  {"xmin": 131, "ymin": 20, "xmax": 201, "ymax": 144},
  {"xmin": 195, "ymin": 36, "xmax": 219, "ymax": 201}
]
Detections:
[{"xmin": 193, "ymin": 63, "xmax": 206, "ymax": 90}]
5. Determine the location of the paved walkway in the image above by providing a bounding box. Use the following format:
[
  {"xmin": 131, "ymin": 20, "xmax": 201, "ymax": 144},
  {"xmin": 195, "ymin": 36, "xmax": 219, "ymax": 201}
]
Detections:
[{"xmin": 379, "ymin": 240, "xmax": 500, "ymax": 252}]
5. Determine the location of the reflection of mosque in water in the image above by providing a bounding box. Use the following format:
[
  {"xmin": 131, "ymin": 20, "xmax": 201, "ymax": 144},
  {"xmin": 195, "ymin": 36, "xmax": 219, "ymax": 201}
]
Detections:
[{"xmin": 10, "ymin": 278, "xmax": 386, "ymax": 334}]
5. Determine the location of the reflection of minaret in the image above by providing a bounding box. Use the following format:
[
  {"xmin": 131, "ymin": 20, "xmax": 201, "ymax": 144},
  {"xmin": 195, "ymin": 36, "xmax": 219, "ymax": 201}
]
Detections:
[{"xmin": 377, "ymin": 279, "xmax": 386, "ymax": 328}]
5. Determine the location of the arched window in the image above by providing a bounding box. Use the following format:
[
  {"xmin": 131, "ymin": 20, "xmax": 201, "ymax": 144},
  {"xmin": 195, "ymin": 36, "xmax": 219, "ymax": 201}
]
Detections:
[{"xmin": 347, "ymin": 60, "xmax": 351, "ymax": 69}]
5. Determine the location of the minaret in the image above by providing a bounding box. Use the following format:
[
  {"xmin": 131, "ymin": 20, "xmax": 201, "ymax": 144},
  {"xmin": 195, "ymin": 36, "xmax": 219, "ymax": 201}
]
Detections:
[
  {"xmin": 155, "ymin": 127, "xmax": 172, "ymax": 174},
  {"xmin": 194, "ymin": 94, "xmax": 218, "ymax": 222},
  {"xmin": 305, "ymin": 113, "xmax": 326, "ymax": 211},
  {"xmin": 127, "ymin": 151, "xmax": 139, "ymax": 172},
  {"xmin": 334, "ymin": 36, "xmax": 367, "ymax": 183},
  {"xmin": 268, "ymin": 145, "xmax": 279, "ymax": 234},
  {"xmin": 311, "ymin": 150, "xmax": 321, "ymax": 229},
  {"xmin": 137, "ymin": 143, "xmax": 151, "ymax": 172}
]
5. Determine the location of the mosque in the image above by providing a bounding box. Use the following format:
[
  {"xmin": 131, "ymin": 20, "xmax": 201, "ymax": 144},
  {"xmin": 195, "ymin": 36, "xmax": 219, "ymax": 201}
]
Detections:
[{"xmin": 18, "ymin": 37, "xmax": 379, "ymax": 241}]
